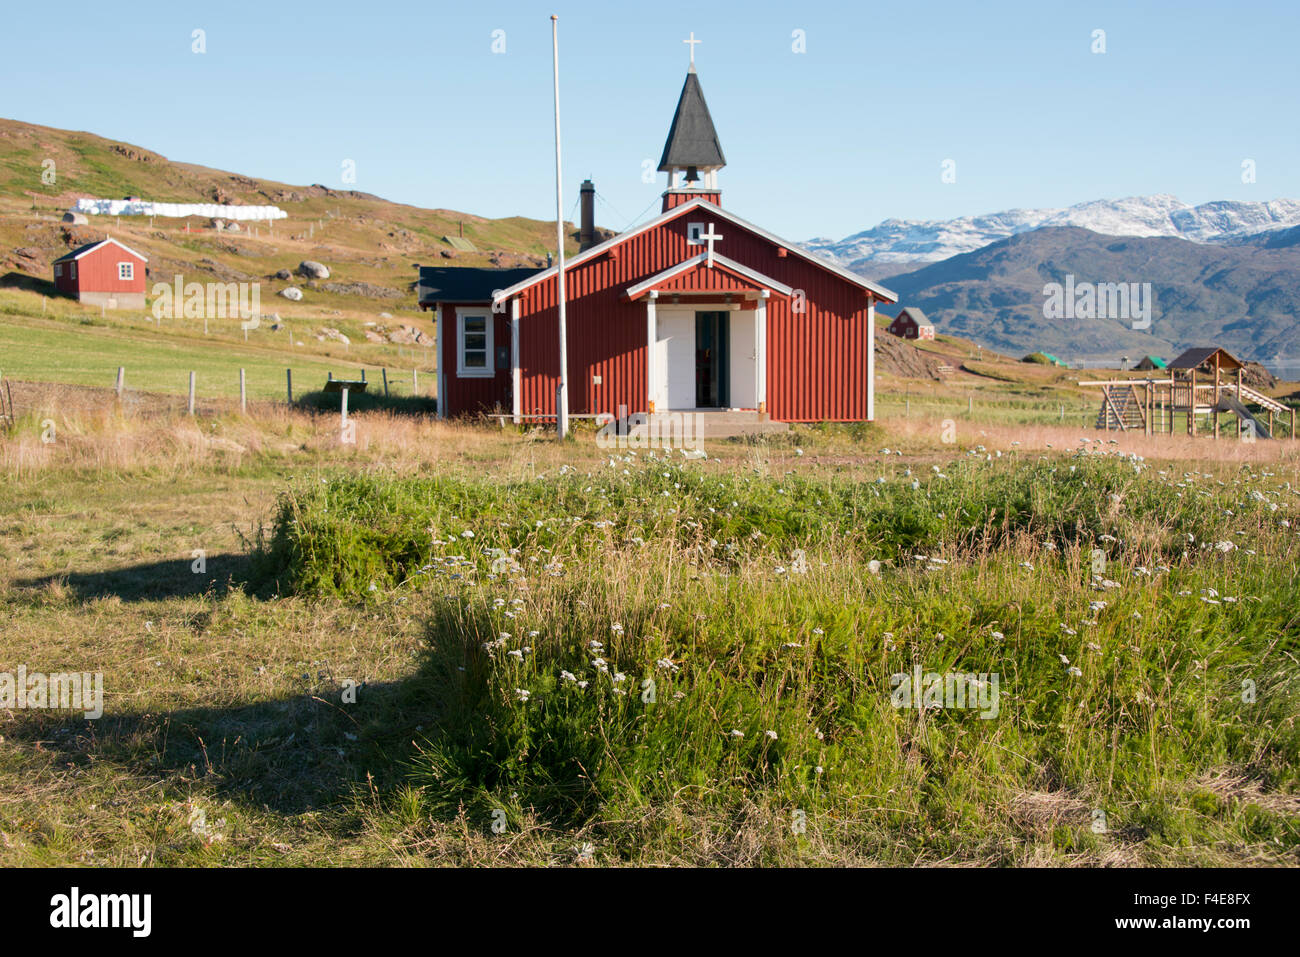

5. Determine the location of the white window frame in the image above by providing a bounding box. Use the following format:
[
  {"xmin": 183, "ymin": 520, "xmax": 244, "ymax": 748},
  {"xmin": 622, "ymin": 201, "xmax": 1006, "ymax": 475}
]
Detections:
[
  {"xmin": 118, "ymin": 262, "xmax": 134, "ymax": 281},
  {"xmin": 54, "ymin": 263, "xmax": 62, "ymax": 278},
  {"xmin": 456, "ymin": 308, "xmax": 494, "ymax": 378},
  {"xmin": 70, "ymin": 262, "xmax": 77, "ymax": 280},
  {"xmin": 686, "ymin": 222, "xmax": 705, "ymax": 245}
]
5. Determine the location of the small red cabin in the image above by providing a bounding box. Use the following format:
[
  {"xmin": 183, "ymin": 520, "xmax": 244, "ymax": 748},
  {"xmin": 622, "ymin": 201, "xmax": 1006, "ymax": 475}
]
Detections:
[
  {"xmin": 888, "ymin": 307, "xmax": 934, "ymax": 340},
  {"xmin": 52, "ymin": 238, "xmax": 148, "ymax": 310}
]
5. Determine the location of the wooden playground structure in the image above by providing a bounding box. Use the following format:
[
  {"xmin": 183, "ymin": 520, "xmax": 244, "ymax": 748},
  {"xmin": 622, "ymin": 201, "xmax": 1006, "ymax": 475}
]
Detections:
[{"xmin": 1080, "ymin": 347, "xmax": 1295, "ymax": 440}]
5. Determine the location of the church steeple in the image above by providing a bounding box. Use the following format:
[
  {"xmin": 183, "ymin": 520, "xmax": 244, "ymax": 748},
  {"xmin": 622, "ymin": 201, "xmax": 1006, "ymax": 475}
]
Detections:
[{"xmin": 658, "ymin": 38, "xmax": 725, "ymax": 211}]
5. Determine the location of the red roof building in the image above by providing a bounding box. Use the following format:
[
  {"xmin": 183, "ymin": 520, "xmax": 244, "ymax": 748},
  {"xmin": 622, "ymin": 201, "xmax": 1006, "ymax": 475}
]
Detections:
[
  {"xmin": 52, "ymin": 238, "xmax": 147, "ymax": 310},
  {"xmin": 418, "ymin": 63, "xmax": 897, "ymax": 423},
  {"xmin": 888, "ymin": 307, "xmax": 934, "ymax": 340}
]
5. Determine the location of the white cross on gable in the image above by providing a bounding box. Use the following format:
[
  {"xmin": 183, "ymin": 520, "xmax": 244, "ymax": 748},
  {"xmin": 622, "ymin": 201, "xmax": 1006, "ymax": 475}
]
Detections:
[
  {"xmin": 698, "ymin": 223, "xmax": 723, "ymax": 268},
  {"xmin": 683, "ymin": 32, "xmax": 701, "ymax": 66}
]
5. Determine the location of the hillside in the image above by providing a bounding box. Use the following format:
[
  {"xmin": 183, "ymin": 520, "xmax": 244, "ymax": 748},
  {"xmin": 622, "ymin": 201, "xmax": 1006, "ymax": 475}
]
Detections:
[
  {"xmin": 806, "ymin": 194, "xmax": 1300, "ymax": 273},
  {"xmin": 881, "ymin": 226, "xmax": 1300, "ymax": 366},
  {"xmin": 0, "ymin": 117, "xmax": 582, "ymax": 323}
]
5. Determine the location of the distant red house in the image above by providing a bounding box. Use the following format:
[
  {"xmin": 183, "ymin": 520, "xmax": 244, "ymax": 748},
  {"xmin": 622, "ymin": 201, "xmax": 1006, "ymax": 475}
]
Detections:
[
  {"xmin": 52, "ymin": 238, "xmax": 147, "ymax": 310},
  {"xmin": 888, "ymin": 307, "xmax": 934, "ymax": 340},
  {"xmin": 418, "ymin": 64, "xmax": 898, "ymax": 423}
]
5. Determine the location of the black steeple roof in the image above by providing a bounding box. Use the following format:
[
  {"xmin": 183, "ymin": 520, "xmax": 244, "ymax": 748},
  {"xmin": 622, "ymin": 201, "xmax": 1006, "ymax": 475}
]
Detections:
[{"xmin": 657, "ymin": 69, "xmax": 726, "ymax": 173}]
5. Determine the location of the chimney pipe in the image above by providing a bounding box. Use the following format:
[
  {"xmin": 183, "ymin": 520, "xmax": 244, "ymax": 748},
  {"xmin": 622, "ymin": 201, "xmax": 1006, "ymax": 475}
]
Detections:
[{"xmin": 579, "ymin": 179, "xmax": 595, "ymax": 251}]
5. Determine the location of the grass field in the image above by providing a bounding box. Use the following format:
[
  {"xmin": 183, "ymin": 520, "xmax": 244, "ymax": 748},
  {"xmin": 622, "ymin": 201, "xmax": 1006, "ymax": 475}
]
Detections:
[
  {"xmin": 1, "ymin": 287, "xmax": 1297, "ymax": 867},
  {"xmin": 1, "ymin": 376, "xmax": 1297, "ymax": 866},
  {"xmin": 0, "ymin": 290, "xmax": 430, "ymax": 401}
]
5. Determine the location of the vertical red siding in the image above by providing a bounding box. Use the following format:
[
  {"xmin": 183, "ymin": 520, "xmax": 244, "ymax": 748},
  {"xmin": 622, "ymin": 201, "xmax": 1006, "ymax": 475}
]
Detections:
[
  {"xmin": 662, "ymin": 190, "xmax": 723, "ymax": 212},
  {"xmin": 68, "ymin": 243, "xmax": 147, "ymax": 296},
  {"xmin": 451, "ymin": 205, "xmax": 882, "ymax": 423},
  {"xmin": 439, "ymin": 303, "xmax": 512, "ymax": 416}
]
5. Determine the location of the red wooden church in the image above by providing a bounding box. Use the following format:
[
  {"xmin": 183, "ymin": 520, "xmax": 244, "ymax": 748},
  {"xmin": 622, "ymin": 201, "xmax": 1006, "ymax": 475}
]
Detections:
[
  {"xmin": 51, "ymin": 238, "xmax": 148, "ymax": 310},
  {"xmin": 418, "ymin": 57, "xmax": 897, "ymax": 423}
]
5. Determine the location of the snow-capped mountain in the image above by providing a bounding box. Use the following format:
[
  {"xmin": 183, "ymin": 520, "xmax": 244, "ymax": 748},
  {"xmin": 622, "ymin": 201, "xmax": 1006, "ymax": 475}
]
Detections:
[{"xmin": 805, "ymin": 195, "xmax": 1300, "ymax": 267}]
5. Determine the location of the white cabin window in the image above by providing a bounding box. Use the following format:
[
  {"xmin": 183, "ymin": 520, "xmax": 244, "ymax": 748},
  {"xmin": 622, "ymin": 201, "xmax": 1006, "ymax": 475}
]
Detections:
[
  {"xmin": 54, "ymin": 264, "xmax": 62, "ymax": 278},
  {"xmin": 686, "ymin": 222, "xmax": 705, "ymax": 245},
  {"xmin": 118, "ymin": 262, "xmax": 134, "ymax": 281},
  {"xmin": 457, "ymin": 309, "xmax": 493, "ymax": 377},
  {"xmin": 70, "ymin": 262, "xmax": 77, "ymax": 280}
]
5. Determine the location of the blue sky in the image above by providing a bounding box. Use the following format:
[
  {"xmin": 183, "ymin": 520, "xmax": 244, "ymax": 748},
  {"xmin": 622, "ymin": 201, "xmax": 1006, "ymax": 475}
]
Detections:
[{"xmin": 5, "ymin": 0, "xmax": 1299, "ymax": 240}]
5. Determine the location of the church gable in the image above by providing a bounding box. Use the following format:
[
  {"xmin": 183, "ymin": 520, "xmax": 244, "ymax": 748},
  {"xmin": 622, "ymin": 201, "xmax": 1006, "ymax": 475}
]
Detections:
[{"xmin": 501, "ymin": 199, "xmax": 893, "ymax": 311}]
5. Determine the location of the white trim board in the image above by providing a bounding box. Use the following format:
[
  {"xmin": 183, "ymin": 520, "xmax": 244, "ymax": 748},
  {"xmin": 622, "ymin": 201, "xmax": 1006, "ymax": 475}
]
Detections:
[
  {"xmin": 625, "ymin": 252, "xmax": 795, "ymax": 300},
  {"xmin": 60, "ymin": 237, "xmax": 149, "ymax": 264},
  {"xmin": 455, "ymin": 307, "xmax": 494, "ymax": 378},
  {"xmin": 490, "ymin": 197, "xmax": 897, "ymax": 305}
]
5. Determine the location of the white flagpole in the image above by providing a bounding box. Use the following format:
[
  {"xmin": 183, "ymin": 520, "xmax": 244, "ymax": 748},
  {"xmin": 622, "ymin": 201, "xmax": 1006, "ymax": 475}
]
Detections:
[{"xmin": 551, "ymin": 14, "xmax": 570, "ymax": 439}]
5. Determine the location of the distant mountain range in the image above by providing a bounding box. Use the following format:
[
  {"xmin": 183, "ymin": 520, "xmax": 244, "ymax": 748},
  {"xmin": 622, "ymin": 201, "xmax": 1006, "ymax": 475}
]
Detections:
[
  {"xmin": 805, "ymin": 195, "xmax": 1300, "ymax": 273},
  {"xmin": 881, "ymin": 225, "xmax": 1300, "ymax": 367}
]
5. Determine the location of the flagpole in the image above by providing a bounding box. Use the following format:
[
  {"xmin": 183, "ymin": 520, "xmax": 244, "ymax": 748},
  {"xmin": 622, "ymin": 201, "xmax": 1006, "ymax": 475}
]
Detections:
[{"xmin": 551, "ymin": 14, "xmax": 569, "ymax": 439}]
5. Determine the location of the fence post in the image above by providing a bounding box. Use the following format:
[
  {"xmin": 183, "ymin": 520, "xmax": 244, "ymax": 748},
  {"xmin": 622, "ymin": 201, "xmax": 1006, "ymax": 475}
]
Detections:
[
  {"xmin": 413, "ymin": 369, "xmax": 418, "ymax": 395},
  {"xmin": 286, "ymin": 368, "xmax": 293, "ymax": 404},
  {"xmin": 188, "ymin": 371, "xmax": 196, "ymax": 415},
  {"xmin": 115, "ymin": 366, "xmax": 125, "ymax": 398},
  {"xmin": 967, "ymin": 395, "xmax": 973, "ymax": 416},
  {"xmin": 382, "ymin": 368, "xmax": 389, "ymax": 397},
  {"xmin": 239, "ymin": 368, "xmax": 246, "ymax": 413}
]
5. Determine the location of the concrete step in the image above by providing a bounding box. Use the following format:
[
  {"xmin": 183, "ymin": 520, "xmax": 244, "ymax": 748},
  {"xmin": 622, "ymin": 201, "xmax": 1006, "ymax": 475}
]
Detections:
[{"xmin": 692, "ymin": 413, "xmax": 790, "ymax": 438}]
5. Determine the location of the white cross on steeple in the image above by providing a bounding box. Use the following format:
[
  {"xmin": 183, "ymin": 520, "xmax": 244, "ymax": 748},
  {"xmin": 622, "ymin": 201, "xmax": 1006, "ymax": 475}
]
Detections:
[
  {"xmin": 683, "ymin": 32, "xmax": 701, "ymax": 67},
  {"xmin": 699, "ymin": 223, "xmax": 723, "ymax": 268}
]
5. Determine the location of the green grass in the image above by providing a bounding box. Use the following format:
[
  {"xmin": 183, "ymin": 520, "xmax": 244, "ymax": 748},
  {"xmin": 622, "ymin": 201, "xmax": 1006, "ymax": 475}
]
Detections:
[
  {"xmin": 237, "ymin": 454, "xmax": 1299, "ymax": 863},
  {"xmin": 2, "ymin": 399, "xmax": 1297, "ymax": 866},
  {"xmin": 0, "ymin": 311, "xmax": 406, "ymax": 401}
]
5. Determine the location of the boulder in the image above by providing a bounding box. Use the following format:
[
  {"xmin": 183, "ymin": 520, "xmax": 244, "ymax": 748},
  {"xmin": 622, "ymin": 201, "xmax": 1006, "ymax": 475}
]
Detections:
[
  {"xmin": 280, "ymin": 287, "xmax": 303, "ymax": 301},
  {"xmin": 274, "ymin": 268, "xmax": 291, "ymax": 280},
  {"xmin": 297, "ymin": 260, "xmax": 330, "ymax": 279}
]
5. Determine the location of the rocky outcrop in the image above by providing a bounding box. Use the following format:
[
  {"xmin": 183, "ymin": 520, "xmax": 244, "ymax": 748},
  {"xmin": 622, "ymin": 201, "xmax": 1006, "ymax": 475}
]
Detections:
[{"xmin": 319, "ymin": 281, "xmax": 402, "ymax": 299}]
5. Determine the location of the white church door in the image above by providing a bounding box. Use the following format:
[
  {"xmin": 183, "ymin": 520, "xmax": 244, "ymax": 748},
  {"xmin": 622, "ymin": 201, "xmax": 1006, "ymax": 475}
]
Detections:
[
  {"xmin": 654, "ymin": 308, "xmax": 757, "ymax": 410},
  {"xmin": 728, "ymin": 310, "xmax": 757, "ymax": 409},
  {"xmin": 655, "ymin": 309, "xmax": 696, "ymax": 409}
]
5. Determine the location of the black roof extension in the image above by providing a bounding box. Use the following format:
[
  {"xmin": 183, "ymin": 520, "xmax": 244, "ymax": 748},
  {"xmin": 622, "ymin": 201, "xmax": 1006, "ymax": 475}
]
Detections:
[
  {"xmin": 416, "ymin": 266, "xmax": 543, "ymax": 304},
  {"xmin": 657, "ymin": 70, "xmax": 726, "ymax": 172}
]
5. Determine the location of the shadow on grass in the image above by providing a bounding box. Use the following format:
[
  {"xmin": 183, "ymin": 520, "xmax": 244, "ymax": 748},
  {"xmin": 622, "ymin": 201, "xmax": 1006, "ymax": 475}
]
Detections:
[
  {"xmin": 294, "ymin": 389, "xmax": 437, "ymax": 417},
  {"xmin": 1, "ymin": 677, "xmax": 434, "ymax": 816},
  {"xmin": 0, "ymin": 271, "xmax": 59, "ymax": 297},
  {"xmin": 16, "ymin": 553, "xmax": 256, "ymax": 601},
  {"xmin": 0, "ymin": 604, "xmax": 468, "ymax": 818}
]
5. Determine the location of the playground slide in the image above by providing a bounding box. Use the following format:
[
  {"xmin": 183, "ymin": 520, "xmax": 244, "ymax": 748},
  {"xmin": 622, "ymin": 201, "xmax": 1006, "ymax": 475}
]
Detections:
[{"xmin": 1214, "ymin": 395, "xmax": 1272, "ymax": 439}]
